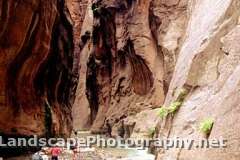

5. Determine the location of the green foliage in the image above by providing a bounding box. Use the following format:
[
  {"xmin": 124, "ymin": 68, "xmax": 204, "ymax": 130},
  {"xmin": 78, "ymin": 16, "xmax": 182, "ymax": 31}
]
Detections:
[
  {"xmin": 158, "ymin": 101, "xmax": 182, "ymax": 118},
  {"xmin": 177, "ymin": 88, "xmax": 188, "ymax": 102},
  {"xmin": 158, "ymin": 87, "xmax": 188, "ymax": 119},
  {"xmin": 168, "ymin": 101, "xmax": 182, "ymax": 113},
  {"xmin": 148, "ymin": 127, "xmax": 156, "ymax": 138},
  {"xmin": 199, "ymin": 118, "xmax": 214, "ymax": 134},
  {"xmin": 158, "ymin": 107, "xmax": 168, "ymax": 118}
]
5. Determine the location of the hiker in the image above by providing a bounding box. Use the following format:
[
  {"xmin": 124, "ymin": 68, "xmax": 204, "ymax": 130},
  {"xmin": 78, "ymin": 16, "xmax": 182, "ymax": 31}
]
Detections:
[
  {"xmin": 68, "ymin": 137, "xmax": 80, "ymax": 160},
  {"xmin": 40, "ymin": 148, "xmax": 49, "ymax": 160},
  {"xmin": 32, "ymin": 149, "xmax": 48, "ymax": 160},
  {"xmin": 32, "ymin": 152, "xmax": 43, "ymax": 160},
  {"xmin": 73, "ymin": 146, "xmax": 80, "ymax": 160},
  {"xmin": 106, "ymin": 119, "xmax": 112, "ymax": 137},
  {"xmin": 49, "ymin": 144, "xmax": 62, "ymax": 160}
]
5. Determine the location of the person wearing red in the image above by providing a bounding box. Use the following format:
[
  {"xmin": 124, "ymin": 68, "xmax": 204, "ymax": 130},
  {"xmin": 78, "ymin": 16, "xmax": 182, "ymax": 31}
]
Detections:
[{"xmin": 49, "ymin": 146, "xmax": 62, "ymax": 160}]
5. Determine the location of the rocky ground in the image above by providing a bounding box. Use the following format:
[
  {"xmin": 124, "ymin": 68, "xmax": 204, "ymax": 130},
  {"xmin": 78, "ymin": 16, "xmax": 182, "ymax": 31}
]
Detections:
[{"xmin": 6, "ymin": 147, "xmax": 153, "ymax": 160}]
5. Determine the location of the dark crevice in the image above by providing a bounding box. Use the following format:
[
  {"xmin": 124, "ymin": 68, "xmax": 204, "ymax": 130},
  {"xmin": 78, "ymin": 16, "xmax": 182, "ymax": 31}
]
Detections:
[
  {"xmin": 118, "ymin": 50, "xmax": 127, "ymax": 68},
  {"xmin": 86, "ymin": 55, "xmax": 99, "ymax": 124},
  {"xmin": 33, "ymin": 0, "xmax": 75, "ymax": 136},
  {"xmin": 86, "ymin": 3, "xmax": 116, "ymax": 124},
  {"xmin": 149, "ymin": 2, "xmax": 168, "ymax": 96},
  {"xmin": 124, "ymin": 39, "xmax": 154, "ymax": 95},
  {"xmin": 149, "ymin": 3, "xmax": 161, "ymax": 44},
  {"xmin": 34, "ymin": 0, "xmax": 75, "ymax": 110}
]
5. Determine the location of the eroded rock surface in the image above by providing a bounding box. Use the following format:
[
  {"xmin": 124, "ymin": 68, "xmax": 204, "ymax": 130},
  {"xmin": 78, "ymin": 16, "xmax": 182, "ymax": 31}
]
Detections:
[
  {"xmin": 73, "ymin": 0, "xmax": 166, "ymax": 133},
  {"xmin": 0, "ymin": 0, "xmax": 77, "ymax": 137},
  {"xmin": 156, "ymin": 0, "xmax": 240, "ymax": 160},
  {"xmin": 71, "ymin": 0, "xmax": 93, "ymax": 130},
  {"xmin": 72, "ymin": 0, "xmax": 240, "ymax": 159}
]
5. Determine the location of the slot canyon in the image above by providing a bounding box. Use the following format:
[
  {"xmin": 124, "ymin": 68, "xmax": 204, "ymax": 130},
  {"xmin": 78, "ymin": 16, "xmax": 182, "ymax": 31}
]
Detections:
[{"xmin": 0, "ymin": 0, "xmax": 240, "ymax": 159}]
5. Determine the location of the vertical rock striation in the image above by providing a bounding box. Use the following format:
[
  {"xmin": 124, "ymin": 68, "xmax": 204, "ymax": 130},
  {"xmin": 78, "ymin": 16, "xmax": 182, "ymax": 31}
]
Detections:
[
  {"xmin": 71, "ymin": 0, "xmax": 240, "ymax": 159},
  {"xmin": 73, "ymin": 0, "xmax": 166, "ymax": 134},
  {"xmin": 0, "ymin": 0, "xmax": 77, "ymax": 137},
  {"xmin": 156, "ymin": 0, "xmax": 240, "ymax": 160},
  {"xmin": 71, "ymin": 0, "xmax": 92, "ymax": 130}
]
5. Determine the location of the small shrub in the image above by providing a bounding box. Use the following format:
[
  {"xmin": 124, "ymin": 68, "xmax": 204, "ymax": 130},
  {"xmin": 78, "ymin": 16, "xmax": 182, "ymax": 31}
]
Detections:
[
  {"xmin": 176, "ymin": 88, "xmax": 188, "ymax": 102},
  {"xmin": 158, "ymin": 107, "xmax": 168, "ymax": 118},
  {"xmin": 148, "ymin": 127, "xmax": 156, "ymax": 138},
  {"xmin": 157, "ymin": 88, "xmax": 187, "ymax": 119},
  {"xmin": 179, "ymin": 88, "xmax": 188, "ymax": 97},
  {"xmin": 168, "ymin": 88, "xmax": 187, "ymax": 114},
  {"xmin": 199, "ymin": 118, "xmax": 214, "ymax": 134},
  {"xmin": 168, "ymin": 101, "xmax": 182, "ymax": 113},
  {"xmin": 158, "ymin": 101, "xmax": 182, "ymax": 118}
]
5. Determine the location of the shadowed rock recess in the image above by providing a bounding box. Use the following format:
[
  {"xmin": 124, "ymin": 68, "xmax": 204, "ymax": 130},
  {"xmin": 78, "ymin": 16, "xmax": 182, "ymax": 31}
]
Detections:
[
  {"xmin": 72, "ymin": 0, "xmax": 240, "ymax": 159},
  {"xmin": 0, "ymin": 0, "xmax": 77, "ymax": 144},
  {"xmin": 74, "ymin": 0, "xmax": 165, "ymax": 133}
]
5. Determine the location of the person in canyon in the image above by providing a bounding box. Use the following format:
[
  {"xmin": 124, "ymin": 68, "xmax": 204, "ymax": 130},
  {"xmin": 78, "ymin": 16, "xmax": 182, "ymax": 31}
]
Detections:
[
  {"xmin": 32, "ymin": 152, "xmax": 43, "ymax": 160},
  {"xmin": 106, "ymin": 119, "xmax": 112, "ymax": 137},
  {"xmin": 32, "ymin": 149, "xmax": 48, "ymax": 160},
  {"xmin": 49, "ymin": 144, "xmax": 62, "ymax": 160},
  {"xmin": 73, "ymin": 147, "xmax": 80, "ymax": 160}
]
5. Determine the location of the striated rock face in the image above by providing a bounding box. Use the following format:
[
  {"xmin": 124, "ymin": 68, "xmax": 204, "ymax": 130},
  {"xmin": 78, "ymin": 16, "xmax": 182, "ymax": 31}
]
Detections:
[
  {"xmin": 4, "ymin": 0, "xmax": 240, "ymax": 159},
  {"xmin": 66, "ymin": 0, "xmax": 91, "ymax": 130},
  {"xmin": 66, "ymin": 0, "xmax": 89, "ymax": 75},
  {"xmin": 73, "ymin": 0, "xmax": 240, "ymax": 159},
  {"xmin": 156, "ymin": 0, "xmax": 240, "ymax": 160},
  {"xmin": 73, "ymin": 0, "xmax": 187, "ymax": 134},
  {"xmin": 0, "ymin": 0, "xmax": 77, "ymax": 137},
  {"xmin": 75, "ymin": 0, "xmax": 166, "ymax": 133}
]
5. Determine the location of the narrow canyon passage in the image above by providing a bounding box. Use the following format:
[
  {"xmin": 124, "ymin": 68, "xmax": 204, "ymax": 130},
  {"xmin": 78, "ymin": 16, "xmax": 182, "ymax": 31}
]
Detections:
[{"xmin": 1, "ymin": 0, "xmax": 240, "ymax": 160}]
